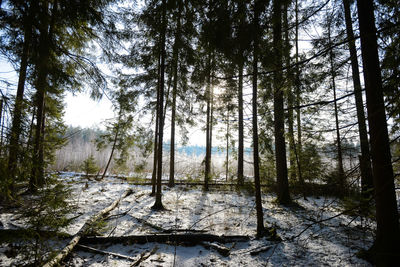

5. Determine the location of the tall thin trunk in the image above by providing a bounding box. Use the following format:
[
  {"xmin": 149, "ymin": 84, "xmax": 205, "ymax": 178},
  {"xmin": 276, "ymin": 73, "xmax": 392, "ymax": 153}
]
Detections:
[
  {"xmin": 204, "ymin": 54, "xmax": 212, "ymax": 191},
  {"xmin": 8, "ymin": 5, "xmax": 33, "ymax": 195},
  {"xmin": 0, "ymin": 98, "xmax": 3, "ymax": 150},
  {"xmin": 237, "ymin": 63, "xmax": 244, "ymax": 186},
  {"xmin": 356, "ymin": 0, "xmax": 400, "ymax": 264},
  {"xmin": 328, "ymin": 23, "xmax": 345, "ymax": 193},
  {"xmin": 342, "ymin": 0, "xmax": 373, "ymax": 198},
  {"xmin": 295, "ymin": 0, "xmax": 303, "ymax": 186},
  {"xmin": 169, "ymin": 0, "xmax": 182, "ymax": 187},
  {"xmin": 152, "ymin": 0, "xmax": 166, "ymax": 210},
  {"xmin": 273, "ymin": 0, "xmax": 291, "ymax": 205},
  {"xmin": 252, "ymin": 1, "xmax": 265, "ymax": 237},
  {"xmin": 284, "ymin": 0, "xmax": 296, "ymax": 182},
  {"xmin": 226, "ymin": 110, "xmax": 229, "ymax": 182},
  {"xmin": 100, "ymin": 123, "xmax": 120, "ymax": 180},
  {"xmin": 151, "ymin": 50, "xmax": 161, "ymax": 196},
  {"xmin": 237, "ymin": 1, "xmax": 245, "ymax": 187}
]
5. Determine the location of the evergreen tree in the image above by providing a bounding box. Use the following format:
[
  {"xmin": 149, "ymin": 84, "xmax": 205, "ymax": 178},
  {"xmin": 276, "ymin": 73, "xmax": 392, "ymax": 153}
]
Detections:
[{"xmin": 356, "ymin": 0, "xmax": 400, "ymax": 263}]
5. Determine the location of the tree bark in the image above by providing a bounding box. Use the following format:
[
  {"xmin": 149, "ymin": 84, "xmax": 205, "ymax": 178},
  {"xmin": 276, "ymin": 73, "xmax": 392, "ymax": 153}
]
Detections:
[
  {"xmin": 252, "ymin": 1, "xmax": 265, "ymax": 237},
  {"xmin": 356, "ymin": 0, "xmax": 400, "ymax": 264},
  {"xmin": 152, "ymin": 0, "xmax": 166, "ymax": 210},
  {"xmin": 342, "ymin": 0, "xmax": 373, "ymax": 198},
  {"xmin": 273, "ymin": 0, "xmax": 291, "ymax": 205}
]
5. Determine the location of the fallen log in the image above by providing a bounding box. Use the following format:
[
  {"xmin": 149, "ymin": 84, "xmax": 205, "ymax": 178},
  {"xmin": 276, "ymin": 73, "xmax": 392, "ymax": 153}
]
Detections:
[
  {"xmin": 43, "ymin": 188, "xmax": 133, "ymax": 267},
  {"xmin": 80, "ymin": 233, "xmax": 250, "ymax": 245}
]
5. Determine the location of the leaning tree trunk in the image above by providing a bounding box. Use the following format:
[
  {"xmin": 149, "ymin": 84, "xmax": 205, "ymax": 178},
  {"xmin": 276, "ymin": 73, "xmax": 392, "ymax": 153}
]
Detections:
[
  {"xmin": 43, "ymin": 188, "xmax": 133, "ymax": 267},
  {"xmin": 152, "ymin": 0, "xmax": 166, "ymax": 210},
  {"xmin": 356, "ymin": 0, "xmax": 400, "ymax": 264},
  {"xmin": 342, "ymin": 0, "xmax": 373, "ymax": 198},
  {"xmin": 273, "ymin": 0, "xmax": 291, "ymax": 205},
  {"xmin": 252, "ymin": 1, "xmax": 266, "ymax": 237},
  {"xmin": 100, "ymin": 123, "xmax": 120, "ymax": 180}
]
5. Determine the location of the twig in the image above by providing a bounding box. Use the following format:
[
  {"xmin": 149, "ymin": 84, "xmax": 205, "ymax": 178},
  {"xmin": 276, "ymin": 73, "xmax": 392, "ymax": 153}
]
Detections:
[{"xmin": 131, "ymin": 246, "xmax": 158, "ymax": 266}]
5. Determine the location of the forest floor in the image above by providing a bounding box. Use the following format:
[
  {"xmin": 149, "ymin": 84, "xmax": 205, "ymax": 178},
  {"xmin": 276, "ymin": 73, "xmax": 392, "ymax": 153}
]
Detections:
[{"xmin": 0, "ymin": 173, "xmax": 375, "ymax": 266}]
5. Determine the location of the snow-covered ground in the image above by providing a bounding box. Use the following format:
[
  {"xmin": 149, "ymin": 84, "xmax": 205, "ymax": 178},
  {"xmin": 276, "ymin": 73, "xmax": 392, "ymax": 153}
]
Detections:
[{"xmin": 0, "ymin": 173, "xmax": 375, "ymax": 266}]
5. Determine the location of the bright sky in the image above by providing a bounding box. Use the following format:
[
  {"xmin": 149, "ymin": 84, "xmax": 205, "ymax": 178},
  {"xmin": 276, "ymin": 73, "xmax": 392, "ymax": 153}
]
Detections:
[{"xmin": 63, "ymin": 92, "xmax": 114, "ymax": 129}]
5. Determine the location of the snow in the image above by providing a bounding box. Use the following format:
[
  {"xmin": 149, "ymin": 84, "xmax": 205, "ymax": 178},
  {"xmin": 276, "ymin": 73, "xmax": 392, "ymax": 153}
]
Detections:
[{"xmin": 0, "ymin": 173, "xmax": 374, "ymax": 266}]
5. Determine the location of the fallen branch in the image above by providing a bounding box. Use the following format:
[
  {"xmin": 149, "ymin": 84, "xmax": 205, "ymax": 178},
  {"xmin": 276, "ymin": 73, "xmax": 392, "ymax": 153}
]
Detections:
[
  {"xmin": 76, "ymin": 244, "xmax": 137, "ymax": 261},
  {"xmin": 132, "ymin": 216, "xmax": 207, "ymax": 233},
  {"xmin": 43, "ymin": 188, "xmax": 133, "ymax": 267},
  {"xmin": 80, "ymin": 233, "xmax": 250, "ymax": 245},
  {"xmin": 250, "ymin": 245, "xmax": 273, "ymax": 255},
  {"xmin": 132, "ymin": 246, "xmax": 158, "ymax": 266},
  {"xmin": 201, "ymin": 241, "xmax": 231, "ymax": 257}
]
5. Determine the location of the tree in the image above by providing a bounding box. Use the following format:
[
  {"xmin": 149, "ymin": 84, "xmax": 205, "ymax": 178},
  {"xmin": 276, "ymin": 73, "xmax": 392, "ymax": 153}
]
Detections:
[
  {"xmin": 272, "ymin": 0, "xmax": 291, "ymax": 204},
  {"xmin": 341, "ymin": 0, "xmax": 373, "ymax": 198},
  {"xmin": 152, "ymin": 0, "xmax": 167, "ymax": 210},
  {"xmin": 81, "ymin": 155, "xmax": 99, "ymax": 177},
  {"xmin": 252, "ymin": 0, "xmax": 266, "ymax": 237},
  {"xmin": 356, "ymin": 0, "xmax": 400, "ymax": 264}
]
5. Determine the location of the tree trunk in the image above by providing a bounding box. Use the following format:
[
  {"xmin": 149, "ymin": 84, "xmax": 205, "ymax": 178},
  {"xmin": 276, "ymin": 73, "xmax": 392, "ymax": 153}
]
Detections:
[
  {"xmin": 169, "ymin": 1, "xmax": 182, "ymax": 187},
  {"xmin": 100, "ymin": 123, "xmax": 120, "ymax": 180},
  {"xmin": 273, "ymin": 0, "xmax": 291, "ymax": 205},
  {"xmin": 342, "ymin": 0, "xmax": 373, "ymax": 198},
  {"xmin": 356, "ymin": 0, "xmax": 400, "ymax": 264},
  {"xmin": 204, "ymin": 54, "xmax": 212, "ymax": 191},
  {"xmin": 31, "ymin": 0, "xmax": 57, "ymax": 191},
  {"xmin": 237, "ymin": 63, "xmax": 244, "ymax": 186},
  {"xmin": 31, "ymin": 4, "xmax": 51, "ymax": 191},
  {"xmin": 283, "ymin": 0, "xmax": 296, "ymax": 182},
  {"xmin": 152, "ymin": 0, "xmax": 166, "ymax": 210},
  {"xmin": 294, "ymin": 0, "xmax": 304, "ymax": 187},
  {"xmin": 328, "ymin": 24, "xmax": 345, "ymax": 193},
  {"xmin": 81, "ymin": 233, "xmax": 249, "ymax": 245},
  {"xmin": 151, "ymin": 51, "xmax": 162, "ymax": 196},
  {"xmin": 252, "ymin": 1, "xmax": 265, "ymax": 237},
  {"xmin": 7, "ymin": 8, "xmax": 33, "ymax": 195},
  {"xmin": 226, "ymin": 110, "xmax": 229, "ymax": 182}
]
